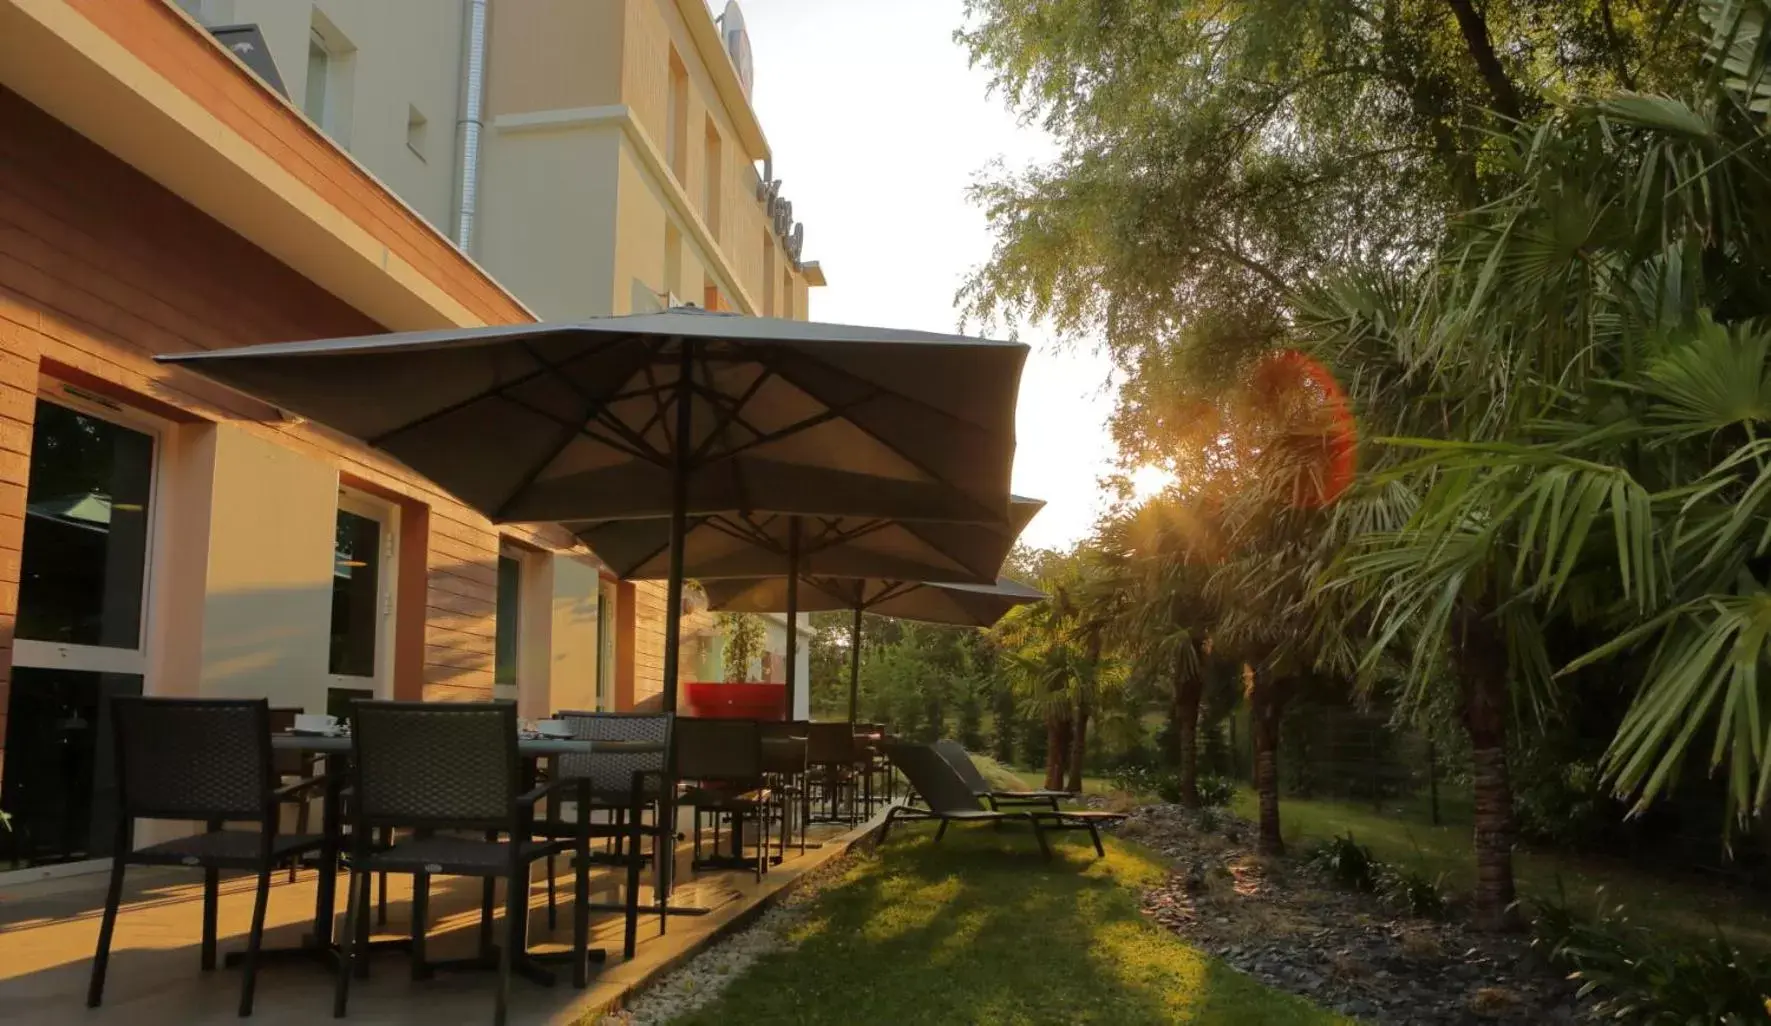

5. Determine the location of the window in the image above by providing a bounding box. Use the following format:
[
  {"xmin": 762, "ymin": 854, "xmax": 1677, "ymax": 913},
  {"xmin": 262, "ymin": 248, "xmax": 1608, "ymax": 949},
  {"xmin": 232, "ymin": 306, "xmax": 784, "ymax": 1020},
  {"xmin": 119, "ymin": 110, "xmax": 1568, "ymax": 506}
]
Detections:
[
  {"xmin": 303, "ymin": 30, "xmax": 330, "ymax": 128},
  {"xmin": 761, "ymin": 232, "xmax": 776, "ymax": 317},
  {"xmin": 704, "ymin": 283, "xmax": 726, "ymax": 312},
  {"xmin": 703, "ymin": 119, "xmax": 722, "ymax": 234},
  {"xmin": 328, "ymin": 508, "xmax": 381, "ymax": 678},
  {"xmin": 406, "ymin": 104, "xmax": 429, "ymax": 161},
  {"xmin": 302, "ymin": 17, "xmax": 355, "ymax": 146},
  {"xmin": 596, "ymin": 578, "xmax": 618, "ymax": 710},
  {"xmin": 664, "ymin": 222, "xmax": 683, "ymax": 302},
  {"xmin": 7, "ymin": 388, "xmax": 158, "ymax": 865},
  {"xmin": 16, "ymin": 399, "xmax": 153, "ymax": 650},
  {"xmin": 667, "ymin": 49, "xmax": 689, "ymax": 182},
  {"xmin": 494, "ymin": 554, "xmax": 521, "ymax": 689}
]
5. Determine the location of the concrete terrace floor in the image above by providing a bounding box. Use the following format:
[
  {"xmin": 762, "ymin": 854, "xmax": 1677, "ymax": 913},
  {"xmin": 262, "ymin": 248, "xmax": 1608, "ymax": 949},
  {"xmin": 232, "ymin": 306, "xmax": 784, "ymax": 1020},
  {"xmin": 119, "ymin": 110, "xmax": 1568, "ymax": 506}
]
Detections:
[{"xmin": 0, "ymin": 818, "xmax": 878, "ymax": 1025}]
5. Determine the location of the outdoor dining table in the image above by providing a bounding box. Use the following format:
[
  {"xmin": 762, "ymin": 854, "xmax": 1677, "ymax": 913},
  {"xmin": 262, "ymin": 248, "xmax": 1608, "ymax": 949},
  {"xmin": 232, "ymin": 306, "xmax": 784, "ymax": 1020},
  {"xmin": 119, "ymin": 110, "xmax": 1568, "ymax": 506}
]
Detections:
[{"xmin": 254, "ymin": 734, "xmax": 666, "ymax": 985}]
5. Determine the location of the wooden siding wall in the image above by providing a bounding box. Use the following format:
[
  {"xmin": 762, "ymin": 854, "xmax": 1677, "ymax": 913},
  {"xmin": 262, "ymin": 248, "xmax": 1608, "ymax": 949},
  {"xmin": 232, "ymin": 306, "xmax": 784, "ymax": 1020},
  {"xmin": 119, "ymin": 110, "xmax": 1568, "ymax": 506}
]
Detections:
[{"xmin": 0, "ymin": 87, "xmax": 612, "ymax": 738}]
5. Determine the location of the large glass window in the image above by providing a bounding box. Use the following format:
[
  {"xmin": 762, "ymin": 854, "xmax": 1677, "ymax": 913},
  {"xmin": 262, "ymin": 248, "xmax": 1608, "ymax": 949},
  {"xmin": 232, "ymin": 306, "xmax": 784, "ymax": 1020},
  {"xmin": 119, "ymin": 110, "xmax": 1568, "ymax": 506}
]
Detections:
[
  {"xmin": 16, "ymin": 400, "xmax": 153, "ymax": 649},
  {"xmin": 329, "ymin": 509, "xmax": 381, "ymax": 677}
]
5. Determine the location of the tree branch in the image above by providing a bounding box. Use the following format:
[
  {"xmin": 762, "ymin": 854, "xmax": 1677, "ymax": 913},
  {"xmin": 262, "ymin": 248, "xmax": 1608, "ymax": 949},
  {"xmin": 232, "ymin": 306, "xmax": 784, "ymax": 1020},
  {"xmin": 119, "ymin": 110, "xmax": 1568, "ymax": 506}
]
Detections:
[
  {"xmin": 1443, "ymin": 0, "xmax": 1522, "ymax": 121},
  {"xmin": 1598, "ymin": 0, "xmax": 1637, "ymax": 90}
]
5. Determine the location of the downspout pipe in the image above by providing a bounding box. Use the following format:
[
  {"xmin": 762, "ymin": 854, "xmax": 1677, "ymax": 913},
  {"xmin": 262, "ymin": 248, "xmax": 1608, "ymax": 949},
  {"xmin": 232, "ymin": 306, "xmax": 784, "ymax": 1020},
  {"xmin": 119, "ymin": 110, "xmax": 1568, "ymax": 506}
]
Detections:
[{"xmin": 454, "ymin": 0, "xmax": 488, "ymax": 252}]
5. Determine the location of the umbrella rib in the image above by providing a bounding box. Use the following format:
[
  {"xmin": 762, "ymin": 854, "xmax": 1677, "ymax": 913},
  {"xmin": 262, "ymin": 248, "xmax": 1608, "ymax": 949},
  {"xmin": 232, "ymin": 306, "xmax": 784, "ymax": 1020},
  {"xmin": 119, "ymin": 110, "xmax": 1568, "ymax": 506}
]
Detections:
[
  {"xmin": 492, "ymin": 417, "xmax": 586, "ymax": 521},
  {"xmin": 769, "ymin": 352, "xmax": 1010, "ymax": 520},
  {"xmin": 363, "ymin": 333, "xmax": 628, "ymax": 447},
  {"xmin": 497, "ymin": 392, "xmax": 665, "ymax": 468},
  {"xmin": 507, "ymin": 340, "xmax": 668, "ymax": 464},
  {"xmin": 689, "ymin": 365, "xmax": 773, "ymax": 464}
]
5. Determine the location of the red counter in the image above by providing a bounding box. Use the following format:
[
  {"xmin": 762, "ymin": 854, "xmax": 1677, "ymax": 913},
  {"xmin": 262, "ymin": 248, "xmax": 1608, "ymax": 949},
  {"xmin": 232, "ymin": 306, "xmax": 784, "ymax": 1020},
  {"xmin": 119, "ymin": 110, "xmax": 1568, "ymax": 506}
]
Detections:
[{"xmin": 682, "ymin": 681, "xmax": 787, "ymax": 720}]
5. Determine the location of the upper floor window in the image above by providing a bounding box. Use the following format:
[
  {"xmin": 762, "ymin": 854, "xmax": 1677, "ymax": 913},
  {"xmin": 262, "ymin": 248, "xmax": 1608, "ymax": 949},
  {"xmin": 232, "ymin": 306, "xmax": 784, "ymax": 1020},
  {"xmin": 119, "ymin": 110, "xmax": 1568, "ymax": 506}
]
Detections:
[
  {"xmin": 303, "ymin": 18, "xmax": 355, "ymax": 148},
  {"xmin": 667, "ymin": 49, "xmax": 689, "ymax": 182},
  {"xmin": 703, "ymin": 118, "xmax": 723, "ymax": 236}
]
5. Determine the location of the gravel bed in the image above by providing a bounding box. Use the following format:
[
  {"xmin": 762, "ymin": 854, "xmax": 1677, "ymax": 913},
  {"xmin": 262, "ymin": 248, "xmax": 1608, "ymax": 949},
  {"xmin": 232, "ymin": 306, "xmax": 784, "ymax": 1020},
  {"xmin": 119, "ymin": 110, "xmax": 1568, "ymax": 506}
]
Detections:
[
  {"xmin": 596, "ymin": 854, "xmax": 855, "ymax": 1026},
  {"xmin": 1113, "ymin": 803, "xmax": 1587, "ymax": 1025}
]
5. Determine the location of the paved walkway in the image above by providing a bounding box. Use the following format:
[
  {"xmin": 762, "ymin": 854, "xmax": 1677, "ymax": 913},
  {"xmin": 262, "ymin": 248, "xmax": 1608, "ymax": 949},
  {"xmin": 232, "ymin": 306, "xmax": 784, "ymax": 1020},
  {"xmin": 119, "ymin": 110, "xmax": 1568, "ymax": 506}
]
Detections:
[{"xmin": 0, "ymin": 819, "xmax": 876, "ymax": 1025}]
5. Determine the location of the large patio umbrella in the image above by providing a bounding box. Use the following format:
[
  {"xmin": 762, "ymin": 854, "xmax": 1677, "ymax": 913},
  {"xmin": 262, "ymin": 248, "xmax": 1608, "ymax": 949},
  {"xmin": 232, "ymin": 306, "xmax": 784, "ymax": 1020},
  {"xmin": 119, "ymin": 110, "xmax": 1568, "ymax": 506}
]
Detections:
[
  {"xmin": 156, "ymin": 308, "xmax": 1027, "ymax": 711},
  {"xmin": 703, "ymin": 575, "xmax": 1047, "ymax": 723},
  {"xmin": 571, "ymin": 497, "xmax": 1044, "ymax": 717}
]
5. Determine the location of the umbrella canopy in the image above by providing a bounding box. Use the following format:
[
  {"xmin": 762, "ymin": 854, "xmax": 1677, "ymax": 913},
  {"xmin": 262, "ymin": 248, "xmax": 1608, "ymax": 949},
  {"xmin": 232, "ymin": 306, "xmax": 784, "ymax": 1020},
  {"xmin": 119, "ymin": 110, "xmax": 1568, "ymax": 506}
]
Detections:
[
  {"xmin": 158, "ymin": 307, "xmax": 1027, "ymax": 715},
  {"xmin": 704, "ymin": 575, "xmax": 1047, "ymax": 629},
  {"xmin": 570, "ymin": 497, "xmax": 1045, "ymax": 583},
  {"xmin": 156, "ymin": 308, "xmax": 1026, "ymax": 524}
]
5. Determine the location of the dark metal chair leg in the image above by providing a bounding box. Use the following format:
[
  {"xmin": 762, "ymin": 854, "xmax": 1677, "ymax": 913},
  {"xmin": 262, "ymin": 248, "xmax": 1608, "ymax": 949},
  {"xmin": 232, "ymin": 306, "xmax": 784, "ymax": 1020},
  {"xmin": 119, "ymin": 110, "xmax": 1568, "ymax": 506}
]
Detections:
[
  {"xmin": 201, "ymin": 866, "xmax": 220, "ymax": 971},
  {"xmin": 1031, "ymin": 818, "xmax": 1053, "ymax": 860},
  {"xmin": 86, "ymin": 855, "xmax": 127, "ymax": 1008},
  {"xmin": 353, "ymin": 869, "xmax": 372, "ymax": 979},
  {"xmin": 1089, "ymin": 821, "xmax": 1105, "ymax": 857},
  {"xmin": 332, "ymin": 866, "xmax": 363, "ymax": 1019},
  {"xmin": 546, "ymin": 855, "xmax": 557, "ymax": 932},
  {"xmin": 238, "ymin": 851, "xmax": 274, "ymax": 1017},
  {"xmin": 411, "ymin": 871, "xmax": 430, "ymax": 980},
  {"xmin": 934, "ymin": 818, "xmax": 949, "ymax": 844},
  {"xmin": 496, "ymin": 856, "xmax": 522, "ymax": 1026},
  {"xmin": 624, "ymin": 787, "xmax": 644, "ymax": 959},
  {"xmin": 479, "ymin": 877, "xmax": 497, "ymax": 961},
  {"xmin": 376, "ymin": 828, "xmax": 390, "ymax": 927}
]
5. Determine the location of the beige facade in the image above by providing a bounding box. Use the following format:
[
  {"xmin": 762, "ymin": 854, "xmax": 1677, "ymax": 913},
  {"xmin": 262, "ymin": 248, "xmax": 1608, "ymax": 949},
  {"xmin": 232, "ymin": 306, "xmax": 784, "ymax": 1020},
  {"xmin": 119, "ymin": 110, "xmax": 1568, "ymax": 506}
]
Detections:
[{"xmin": 165, "ymin": 0, "xmax": 827, "ymax": 713}]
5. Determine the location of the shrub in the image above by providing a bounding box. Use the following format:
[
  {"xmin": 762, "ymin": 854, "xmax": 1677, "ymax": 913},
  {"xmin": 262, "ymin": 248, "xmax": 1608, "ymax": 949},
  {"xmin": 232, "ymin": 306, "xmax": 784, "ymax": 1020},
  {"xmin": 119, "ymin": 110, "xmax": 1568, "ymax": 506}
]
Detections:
[
  {"xmin": 1195, "ymin": 773, "xmax": 1236, "ymax": 808},
  {"xmin": 1107, "ymin": 764, "xmax": 1172, "ymax": 798},
  {"xmin": 1380, "ymin": 866, "xmax": 1448, "ymax": 919},
  {"xmin": 1305, "ymin": 832, "xmax": 1381, "ymax": 893},
  {"xmin": 1530, "ymin": 891, "xmax": 1771, "ymax": 1025}
]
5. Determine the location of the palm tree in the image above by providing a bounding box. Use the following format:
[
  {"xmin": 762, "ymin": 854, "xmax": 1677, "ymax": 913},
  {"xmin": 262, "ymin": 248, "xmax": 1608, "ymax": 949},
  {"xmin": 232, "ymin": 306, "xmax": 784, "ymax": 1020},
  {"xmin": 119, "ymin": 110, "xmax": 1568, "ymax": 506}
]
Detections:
[{"xmin": 1310, "ymin": 0, "xmax": 1771, "ymax": 928}]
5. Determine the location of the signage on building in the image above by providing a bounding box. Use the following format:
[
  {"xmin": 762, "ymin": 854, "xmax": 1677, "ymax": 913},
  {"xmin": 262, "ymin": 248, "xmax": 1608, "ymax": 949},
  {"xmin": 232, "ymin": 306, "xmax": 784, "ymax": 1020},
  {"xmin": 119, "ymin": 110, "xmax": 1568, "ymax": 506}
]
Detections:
[
  {"xmin": 756, "ymin": 157, "xmax": 807, "ymax": 271},
  {"xmin": 209, "ymin": 25, "xmax": 287, "ymax": 99}
]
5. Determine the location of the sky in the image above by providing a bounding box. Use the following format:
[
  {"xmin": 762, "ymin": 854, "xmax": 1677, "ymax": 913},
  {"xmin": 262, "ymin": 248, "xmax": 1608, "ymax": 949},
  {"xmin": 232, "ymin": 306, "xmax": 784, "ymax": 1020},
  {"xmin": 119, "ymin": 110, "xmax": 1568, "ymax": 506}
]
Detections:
[{"xmin": 723, "ymin": 0, "xmax": 1128, "ymax": 550}]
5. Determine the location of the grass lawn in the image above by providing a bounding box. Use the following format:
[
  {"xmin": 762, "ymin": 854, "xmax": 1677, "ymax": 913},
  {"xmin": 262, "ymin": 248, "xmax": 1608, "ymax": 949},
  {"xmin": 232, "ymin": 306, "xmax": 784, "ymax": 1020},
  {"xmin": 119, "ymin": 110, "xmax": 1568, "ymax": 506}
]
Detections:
[
  {"xmin": 670, "ymin": 825, "xmax": 1349, "ymax": 1026},
  {"xmin": 1228, "ymin": 788, "xmax": 1771, "ymax": 953}
]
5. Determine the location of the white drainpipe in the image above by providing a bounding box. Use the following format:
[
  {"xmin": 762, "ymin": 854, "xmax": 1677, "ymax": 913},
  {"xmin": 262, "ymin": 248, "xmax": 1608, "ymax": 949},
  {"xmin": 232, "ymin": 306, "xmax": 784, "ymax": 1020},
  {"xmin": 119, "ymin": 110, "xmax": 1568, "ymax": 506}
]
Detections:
[{"xmin": 454, "ymin": 0, "xmax": 488, "ymax": 252}]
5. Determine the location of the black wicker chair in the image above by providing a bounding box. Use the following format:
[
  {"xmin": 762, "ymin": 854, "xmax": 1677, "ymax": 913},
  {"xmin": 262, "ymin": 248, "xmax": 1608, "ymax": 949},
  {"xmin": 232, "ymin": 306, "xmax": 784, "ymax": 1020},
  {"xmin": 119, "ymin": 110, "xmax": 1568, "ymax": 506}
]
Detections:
[
  {"xmin": 87, "ymin": 697, "xmax": 328, "ymax": 1018},
  {"xmin": 760, "ymin": 720, "xmax": 810, "ymax": 858},
  {"xmin": 268, "ymin": 707, "xmax": 320, "ymax": 883},
  {"xmin": 806, "ymin": 722, "xmax": 860, "ymax": 825},
  {"xmin": 532, "ymin": 711, "xmax": 668, "ymax": 955},
  {"xmin": 332, "ymin": 701, "xmax": 593, "ymax": 1026},
  {"xmin": 671, "ymin": 718, "xmax": 771, "ymax": 881}
]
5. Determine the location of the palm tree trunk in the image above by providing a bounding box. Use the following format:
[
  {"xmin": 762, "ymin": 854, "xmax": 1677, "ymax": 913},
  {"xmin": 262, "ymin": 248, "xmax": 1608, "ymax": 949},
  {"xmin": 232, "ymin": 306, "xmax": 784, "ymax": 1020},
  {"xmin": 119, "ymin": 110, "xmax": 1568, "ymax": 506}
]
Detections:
[
  {"xmin": 1462, "ymin": 650, "xmax": 1520, "ymax": 931},
  {"xmin": 1172, "ymin": 651, "xmax": 1203, "ymax": 807},
  {"xmin": 1067, "ymin": 695, "xmax": 1089, "ymax": 794},
  {"xmin": 1249, "ymin": 664, "xmax": 1285, "ymax": 855},
  {"xmin": 1045, "ymin": 710, "xmax": 1071, "ymax": 791}
]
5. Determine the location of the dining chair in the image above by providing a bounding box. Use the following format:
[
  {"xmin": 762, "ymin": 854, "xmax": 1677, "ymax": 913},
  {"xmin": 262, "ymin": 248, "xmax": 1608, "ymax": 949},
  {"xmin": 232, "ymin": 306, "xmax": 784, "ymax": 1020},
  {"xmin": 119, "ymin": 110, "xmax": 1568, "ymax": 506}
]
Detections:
[
  {"xmin": 532, "ymin": 710, "xmax": 667, "ymax": 955},
  {"xmin": 671, "ymin": 717, "xmax": 771, "ymax": 881},
  {"xmin": 760, "ymin": 720, "xmax": 810, "ymax": 858},
  {"xmin": 88, "ymin": 697, "xmax": 328, "ymax": 1018},
  {"xmin": 807, "ymin": 722, "xmax": 860, "ymax": 826},
  {"xmin": 268, "ymin": 707, "xmax": 319, "ymax": 882},
  {"xmin": 332, "ymin": 701, "xmax": 591, "ymax": 1026}
]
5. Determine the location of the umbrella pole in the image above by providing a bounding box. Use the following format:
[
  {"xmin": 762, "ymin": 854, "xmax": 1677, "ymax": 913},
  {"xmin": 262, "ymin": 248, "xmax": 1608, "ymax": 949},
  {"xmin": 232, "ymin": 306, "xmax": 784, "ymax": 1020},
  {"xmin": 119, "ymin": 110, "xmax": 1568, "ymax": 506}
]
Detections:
[
  {"xmin": 848, "ymin": 604, "xmax": 862, "ymax": 726},
  {"xmin": 783, "ymin": 517, "xmax": 800, "ymax": 721},
  {"xmin": 662, "ymin": 339, "xmax": 694, "ymax": 715}
]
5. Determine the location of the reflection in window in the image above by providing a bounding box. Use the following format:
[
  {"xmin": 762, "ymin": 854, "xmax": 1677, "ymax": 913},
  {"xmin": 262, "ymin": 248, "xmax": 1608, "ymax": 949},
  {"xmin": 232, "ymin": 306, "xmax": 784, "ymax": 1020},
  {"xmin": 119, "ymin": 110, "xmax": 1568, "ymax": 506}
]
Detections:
[
  {"xmin": 494, "ymin": 555, "xmax": 521, "ymax": 688},
  {"xmin": 17, "ymin": 400, "xmax": 152, "ymax": 649},
  {"xmin": 329, "ymin": 509, "xmax": 380, "ymax": 677}
]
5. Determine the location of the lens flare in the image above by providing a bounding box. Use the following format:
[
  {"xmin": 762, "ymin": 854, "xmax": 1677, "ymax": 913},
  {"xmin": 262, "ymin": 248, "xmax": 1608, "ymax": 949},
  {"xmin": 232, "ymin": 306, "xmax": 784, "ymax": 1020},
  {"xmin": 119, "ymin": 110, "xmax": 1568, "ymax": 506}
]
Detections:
[{"xmin": 1247, "ymin": 349, "xmax": 1357, "ymax": 507}]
